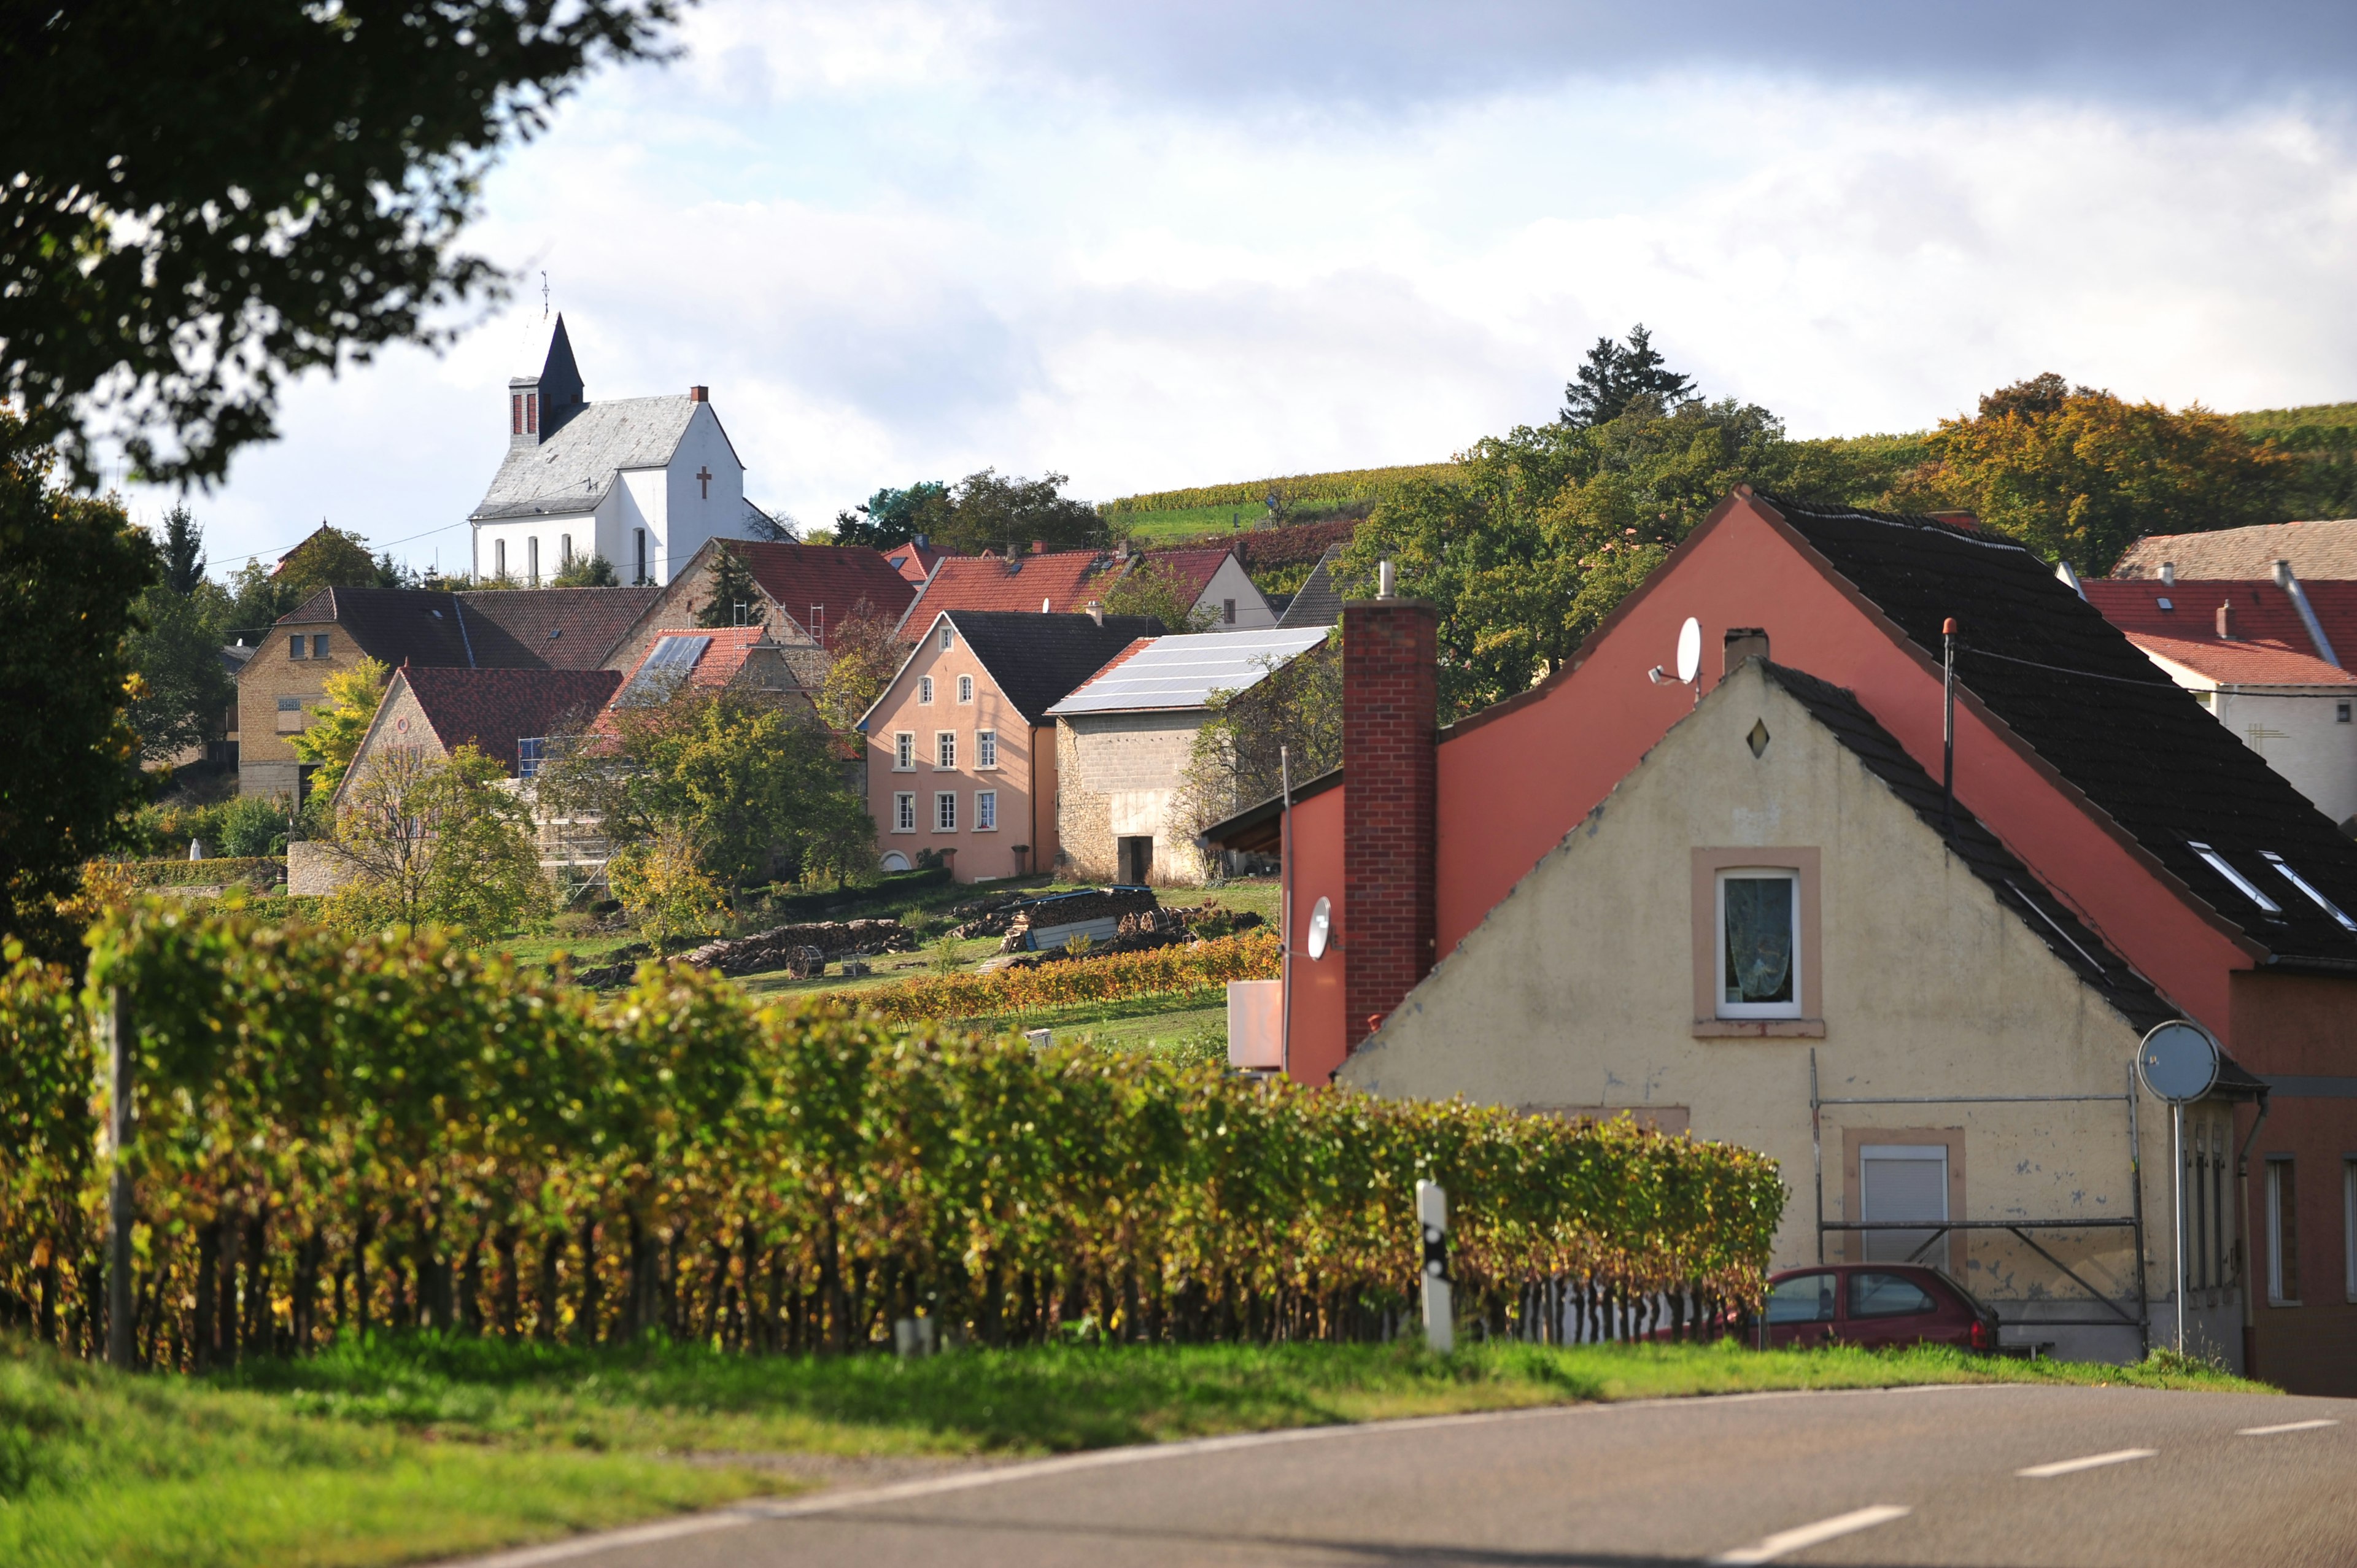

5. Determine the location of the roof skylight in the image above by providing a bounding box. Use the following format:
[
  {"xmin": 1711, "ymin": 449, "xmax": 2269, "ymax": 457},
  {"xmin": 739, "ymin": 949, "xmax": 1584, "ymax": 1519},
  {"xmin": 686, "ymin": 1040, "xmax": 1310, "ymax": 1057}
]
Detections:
[
  {"xmin": 2260, "ymin": 852, "xmax": 2357, "ymax": 932},
  {"xmin": 2187, "ymin": 841, "xmax": 2282, "ymax": 914}
]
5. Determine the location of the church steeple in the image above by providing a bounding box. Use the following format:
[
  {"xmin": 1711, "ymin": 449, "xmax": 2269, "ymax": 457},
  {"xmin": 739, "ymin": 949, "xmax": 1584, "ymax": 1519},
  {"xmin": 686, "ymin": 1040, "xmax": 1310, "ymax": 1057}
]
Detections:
[{"xmin": 506, "ymin": 314, "xmax": 587, "ymax": 451}]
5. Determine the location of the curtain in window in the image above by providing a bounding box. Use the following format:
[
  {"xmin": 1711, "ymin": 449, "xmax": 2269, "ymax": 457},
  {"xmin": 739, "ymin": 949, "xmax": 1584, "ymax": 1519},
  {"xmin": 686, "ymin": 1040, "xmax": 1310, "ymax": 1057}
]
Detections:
[{"xmin": 1724, "ymin": 876, "xmax": 1794, "ymax": 1004}]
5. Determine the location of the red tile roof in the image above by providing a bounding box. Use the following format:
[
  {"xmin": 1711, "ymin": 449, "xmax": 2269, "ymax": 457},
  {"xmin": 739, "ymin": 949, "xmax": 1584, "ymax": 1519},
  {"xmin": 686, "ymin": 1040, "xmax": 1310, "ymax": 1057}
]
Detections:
[
  {"xmin": 883, "ymin": 541, "xmax": 944, "ymax": 584},
  {"xmin": 2127, "ymin": 633, "xmax": 2357, "ymax": 688},
  {"xmin": 734, "ymin": 542, "xmax": 916, "ymax": 646},
  {"xmin": 896, "ymin": 549, "xmax": 1133, "ymax": 639},
  {"xmin": 2083, "ymin": 579, "xmax": 2325, "ymax": 655},
  {"xmin": 1138, "ymin": 546, "xmax": 1235, "ymax": 602},
  {"xmin": 399, "ymin": 666, "xmax": 623, "ymax": 774}
]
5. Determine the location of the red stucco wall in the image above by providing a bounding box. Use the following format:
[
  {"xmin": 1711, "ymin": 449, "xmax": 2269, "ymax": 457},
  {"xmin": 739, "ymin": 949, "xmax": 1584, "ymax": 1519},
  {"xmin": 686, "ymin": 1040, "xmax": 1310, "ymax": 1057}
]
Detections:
[
  {"xmin": 1283, "ymin": 785, "xmax": 1349, "ymax": 1084},
  {"xmin": 1296, "ymin": 493, "xmax": 2266, "ymax": 1076}
]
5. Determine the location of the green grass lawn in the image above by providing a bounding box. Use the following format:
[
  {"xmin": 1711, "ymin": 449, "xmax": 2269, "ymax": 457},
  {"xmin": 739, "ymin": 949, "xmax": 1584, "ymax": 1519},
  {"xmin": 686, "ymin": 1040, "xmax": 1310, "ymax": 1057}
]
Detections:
[{"xmin": 5, "ymin": 1334, "xmax": 2266, "ymax": 1568}]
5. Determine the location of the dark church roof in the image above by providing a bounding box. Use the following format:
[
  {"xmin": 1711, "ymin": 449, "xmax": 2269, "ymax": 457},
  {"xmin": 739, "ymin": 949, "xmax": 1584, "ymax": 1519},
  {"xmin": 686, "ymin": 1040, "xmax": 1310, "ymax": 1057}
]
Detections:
[{"xmin": 1759, "ymin": 494, "xmax": 2357, "ymax": 971}]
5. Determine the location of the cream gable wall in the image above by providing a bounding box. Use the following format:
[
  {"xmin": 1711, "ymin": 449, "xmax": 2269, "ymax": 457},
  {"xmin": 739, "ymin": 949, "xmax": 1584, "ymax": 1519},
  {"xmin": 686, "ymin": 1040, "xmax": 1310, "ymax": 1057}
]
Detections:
[
  {"xmin": 1342, "ymin": 662, "xmax": 2202, "ymax": 1362},
  {"xmin": 1194, "ymin": 555, "xmax": 1277, "ymax": 630}
]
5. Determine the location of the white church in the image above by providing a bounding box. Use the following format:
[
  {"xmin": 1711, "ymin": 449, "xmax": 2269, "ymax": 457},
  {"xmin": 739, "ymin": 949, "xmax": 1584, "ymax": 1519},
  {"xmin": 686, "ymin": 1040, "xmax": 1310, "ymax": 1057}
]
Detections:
[{"xmin": 468, "ymin": 317, "xmax": 769, "ymax": 586}]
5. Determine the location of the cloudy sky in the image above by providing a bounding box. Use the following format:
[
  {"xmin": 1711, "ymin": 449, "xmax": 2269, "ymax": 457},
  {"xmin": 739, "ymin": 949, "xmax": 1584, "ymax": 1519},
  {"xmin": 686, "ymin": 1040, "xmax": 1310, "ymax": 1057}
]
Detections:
[{"xmin": 142, "ymin": 0, "xmax": 2357, "ymax": 578}]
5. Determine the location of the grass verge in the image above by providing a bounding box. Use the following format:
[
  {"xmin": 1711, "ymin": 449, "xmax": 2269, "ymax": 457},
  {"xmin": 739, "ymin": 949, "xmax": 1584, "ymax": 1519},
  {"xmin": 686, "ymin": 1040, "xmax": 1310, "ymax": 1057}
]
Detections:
[
  {"xmin": 0, "ymin": 1338, "xmax": 776, "ymax": 1568},
  {"xmin": 6, "ymin": 1333, "xmax": 2266, "ymax": 1568}
]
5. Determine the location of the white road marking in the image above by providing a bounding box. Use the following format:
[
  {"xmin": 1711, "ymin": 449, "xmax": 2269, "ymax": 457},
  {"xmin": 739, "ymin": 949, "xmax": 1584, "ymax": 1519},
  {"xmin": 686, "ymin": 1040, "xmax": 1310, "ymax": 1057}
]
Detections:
[
  {"xmin": 2016, "ymin": 1448, "xmax": 2157, "ymax": 1478},
  {"xmin": 1708, "ymin": 1505, "xmax": 1913, "ymax": 1566},
  {"xmin": 436, "ymin": 1384, "xmax": 2021, "ymax": 1567},
  {"xmin": 2239, "ymin": 1419, "xmax": 2339, "ymax": 1436}
]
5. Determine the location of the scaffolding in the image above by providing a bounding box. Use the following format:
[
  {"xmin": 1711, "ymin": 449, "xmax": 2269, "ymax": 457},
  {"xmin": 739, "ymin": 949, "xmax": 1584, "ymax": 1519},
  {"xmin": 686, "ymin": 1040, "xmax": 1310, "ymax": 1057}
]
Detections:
[{"xmin": 1809, "ymin": 1049, "xmax": 2150, "ymax": 1356}]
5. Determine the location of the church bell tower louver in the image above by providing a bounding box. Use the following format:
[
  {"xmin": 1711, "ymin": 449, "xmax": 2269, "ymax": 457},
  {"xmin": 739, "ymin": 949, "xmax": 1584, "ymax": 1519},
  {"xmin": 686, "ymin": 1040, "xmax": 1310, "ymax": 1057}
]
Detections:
[{"xmin": 508, "ymin": 314, "xmax": 586, "ymax": 451}]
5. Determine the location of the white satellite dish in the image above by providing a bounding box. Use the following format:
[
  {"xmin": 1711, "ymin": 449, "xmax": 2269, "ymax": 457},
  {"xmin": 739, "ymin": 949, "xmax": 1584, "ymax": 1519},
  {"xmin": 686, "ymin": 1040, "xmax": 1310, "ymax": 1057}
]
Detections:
[
  {"xmin": 1306, "ymin": 896, "xmax": 1331, "ymax": 961},
  {"xmin": 2137, "ymin": 1019, "xmax": 2220, "ymax": 1104},
  {"xmin": 1674, "ymin": 617, "xmax": 1703, "ymax": 685}
]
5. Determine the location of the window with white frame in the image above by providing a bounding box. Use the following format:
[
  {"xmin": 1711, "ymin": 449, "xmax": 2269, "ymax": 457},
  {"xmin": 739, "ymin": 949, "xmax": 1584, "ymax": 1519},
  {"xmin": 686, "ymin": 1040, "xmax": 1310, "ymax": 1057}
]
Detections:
[
  {"xmin": 893, "ymin": 792, "xmax": 916, "ymax": 832},
  {"xmin": 977, "ymin": 730, "xmax": 997, "ymax": 769},
  {"xmin": 1717, "ymin": 869, "xmax": 1801, "ymax": 1018},
  {"xmin": 976, "ymin": 790, "xmax": 997, "ymax": 830},
  {"xmin": 937, "ymin": 732, "xmax": 957, "ymax": 769},
  {"xmin": 2267, "ymin": 1157, "xmax": 2300, "ymax": 1304},
  {"xmin": 935, "ymin": 791, "xmax": 958, "ymax": 832},
  {"xmin": 940, "ymin": 625, "xmax": 954, "ymax": 651},
  {"xmin": 919, "ymin": 676, "xmax": 934, "ymax": 705},
  {"xmin": 957, "ymin": 674, "xmax": 973, "ymax": 703},
  {"xmin": 894, "ymin": 733, "xmax": 915, "ymax": 770}
]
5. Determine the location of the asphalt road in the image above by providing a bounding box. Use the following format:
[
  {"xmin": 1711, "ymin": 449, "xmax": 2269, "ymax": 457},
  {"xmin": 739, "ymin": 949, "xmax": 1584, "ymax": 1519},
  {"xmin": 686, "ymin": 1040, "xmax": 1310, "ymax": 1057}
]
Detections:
[{"xmin": 462, "ymin": 1383, "xmax": 2357, "ymax": 1568}]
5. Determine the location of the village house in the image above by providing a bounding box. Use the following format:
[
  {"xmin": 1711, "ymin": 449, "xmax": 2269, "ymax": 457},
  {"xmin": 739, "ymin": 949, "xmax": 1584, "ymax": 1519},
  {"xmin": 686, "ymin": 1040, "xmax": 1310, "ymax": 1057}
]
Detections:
[
  {"xmin": 892, "ymin": 543, "xmax": 1272, "ymax": 639},
  {"xmin": 883, "ymin": 538, "xmax": 943, "ymax": 584},
  {"xmin": 1206, "ymin": 489, "xmax": 2357, "ymax": 1394},
  {"xmin": 859, "ymin": 610, "xmax": 1162, "ymax": 882},
  {"xmin": 2082, "ymin": 564, "xmax": 2357, "ymax": 832},
  {"xmin": 467, "ymin": 316, "xmax": 775, "ymax": 587},
  {"xmin": 236, "ymin": 584, "xmax": 658, "ymax": 798},
  {"xmin": 606, "ymin": 538, "xmax": 918, "ymax": 690},
  {"xmin": 1047, "ymin": 626, "xmax": 1333, "ymax": 886}
]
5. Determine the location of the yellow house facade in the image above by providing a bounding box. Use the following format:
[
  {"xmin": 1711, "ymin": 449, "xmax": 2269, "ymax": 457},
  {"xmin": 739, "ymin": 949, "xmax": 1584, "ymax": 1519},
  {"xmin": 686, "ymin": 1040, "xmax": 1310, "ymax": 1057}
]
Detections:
[{"xmin": 1342, "ymin": 659, "xmax": 2260, "ymax": 1364}]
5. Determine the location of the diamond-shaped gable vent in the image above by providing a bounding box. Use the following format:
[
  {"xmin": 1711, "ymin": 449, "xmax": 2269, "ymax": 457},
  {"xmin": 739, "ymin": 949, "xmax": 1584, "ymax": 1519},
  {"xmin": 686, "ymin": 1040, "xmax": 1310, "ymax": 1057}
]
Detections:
[{"xmin": 1746, "ymin": 719, "xmax": 1771, "ymax": 759}]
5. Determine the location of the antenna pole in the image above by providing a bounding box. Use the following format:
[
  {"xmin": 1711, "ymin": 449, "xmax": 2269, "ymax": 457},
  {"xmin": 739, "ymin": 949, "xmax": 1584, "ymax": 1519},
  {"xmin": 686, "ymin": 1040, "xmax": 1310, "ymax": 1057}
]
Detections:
[{"xmin": 1941, "ymin": 617, "xmax": 1958, "ymax": 839}]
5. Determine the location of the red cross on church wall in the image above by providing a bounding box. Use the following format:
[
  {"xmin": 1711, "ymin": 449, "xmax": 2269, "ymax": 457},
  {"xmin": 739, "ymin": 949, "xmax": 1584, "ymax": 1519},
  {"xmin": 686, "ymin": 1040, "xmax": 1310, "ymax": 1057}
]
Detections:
[{"xmin": 696, "ymin": 466, "xmax": 713, "ymax": 500}]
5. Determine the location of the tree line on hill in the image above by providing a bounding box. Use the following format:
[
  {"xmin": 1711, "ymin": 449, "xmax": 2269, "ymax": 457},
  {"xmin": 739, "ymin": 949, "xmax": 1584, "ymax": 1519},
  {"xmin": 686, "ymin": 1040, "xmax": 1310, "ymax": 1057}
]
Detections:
[{"xmin": 1344, "ymin": 328, "xmax": 2328, "ymax": 718}]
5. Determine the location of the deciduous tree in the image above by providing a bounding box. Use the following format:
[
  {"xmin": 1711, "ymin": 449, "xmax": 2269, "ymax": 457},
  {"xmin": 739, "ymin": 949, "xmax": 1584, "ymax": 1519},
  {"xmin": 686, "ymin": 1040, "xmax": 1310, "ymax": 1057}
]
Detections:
[
  {"xmin": 0, "ymin": 417, "xmax": 154, "ymax": 960},
  {"xmin": 290, "ymin": 657, "xmax": 392, "ymax": 802},
  {"xmin": 1898, "ymin": 375, "xmax": 2295, "ymax": 573},
  {"xmin": 1100, "ymin": 557, "xmax": 1211, "ymax": 632},
  {"xmin": 324, "ymin": 743, "xmax": 548, "ymax": 940},
  {"xmin": 2, "ymin": 0, "xmax": 682, "ymax": 488}
]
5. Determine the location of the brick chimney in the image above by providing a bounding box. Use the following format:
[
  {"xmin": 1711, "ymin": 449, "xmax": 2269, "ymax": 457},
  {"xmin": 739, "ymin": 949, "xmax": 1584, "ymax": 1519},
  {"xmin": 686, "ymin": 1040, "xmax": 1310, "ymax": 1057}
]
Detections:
[
  {"xmin": 688, "ymin": 385, "xmax": 709, "ymax": 403},
  {"xmin": 1342, "ymin": 575, "xmax": 1438, "ymax": 1052},
  {"xmin": 2217, "ymin": 598, "xmax": 2237, "ymax": 640}
]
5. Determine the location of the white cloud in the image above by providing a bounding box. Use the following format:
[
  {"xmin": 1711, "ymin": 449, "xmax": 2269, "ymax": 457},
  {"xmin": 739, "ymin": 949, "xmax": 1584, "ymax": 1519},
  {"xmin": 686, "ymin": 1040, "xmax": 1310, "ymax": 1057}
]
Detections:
[{"xmin": 143, "ymin": 6, "xmax": 2357, "ymax": 577}]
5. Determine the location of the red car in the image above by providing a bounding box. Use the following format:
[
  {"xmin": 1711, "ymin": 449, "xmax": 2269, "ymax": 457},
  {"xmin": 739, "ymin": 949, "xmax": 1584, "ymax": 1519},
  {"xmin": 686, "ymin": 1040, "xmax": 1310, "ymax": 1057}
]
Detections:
[{"xmin": 1755, "ymin": 1263, "xmax": 2000, "ymax": 1352}]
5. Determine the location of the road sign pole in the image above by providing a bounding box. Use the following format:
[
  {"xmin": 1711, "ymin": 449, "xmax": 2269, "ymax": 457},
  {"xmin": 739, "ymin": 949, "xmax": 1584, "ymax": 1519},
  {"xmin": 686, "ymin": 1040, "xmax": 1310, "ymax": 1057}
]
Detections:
[
  {"xmin": 2172, "ymin": 1102, "xmax": 2185, "ymax": 1358},
  {"xmin": 1417, "ymin": 1180, "xmax": 1452, "ymax": 1354}
]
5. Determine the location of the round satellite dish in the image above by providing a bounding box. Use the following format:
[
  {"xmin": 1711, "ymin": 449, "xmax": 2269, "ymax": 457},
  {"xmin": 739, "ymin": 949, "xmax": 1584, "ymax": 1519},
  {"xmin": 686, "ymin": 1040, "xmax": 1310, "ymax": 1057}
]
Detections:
[
  {"xmin": 1306, "ymin": 896, "xmax": 1331, "ymax": 961},
  {"xmin": 1674, "ymin": 617, "xmax": 1703, "ymax": 684},
  {"xmin": 2137, "ymin": 1020, "xmax": 2220, "ymax": 1104}
]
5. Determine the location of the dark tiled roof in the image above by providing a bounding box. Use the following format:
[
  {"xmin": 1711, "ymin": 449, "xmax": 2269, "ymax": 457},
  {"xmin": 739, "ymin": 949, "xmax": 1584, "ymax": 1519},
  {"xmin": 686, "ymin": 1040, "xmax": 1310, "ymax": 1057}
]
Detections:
[
  {"xmin": 277, "ymin": 587, "xmax": 479, "ymax": 666},
  {"xmin": 269, "ymin": 586, "xmax": 659, "ymax": 672},
  {"xmin": 457, "ymin": 586, "xmax": 662, "ymax": 668},
  {"xmin": 1759, "ymin": 494, "xmax": 2357, "ymax": 967},
  {"xmin": 402, "ymin": 666, "xmax": 622, "ymax": 774},
  {"xmin": 733, "ymin": 541, "xmax": 916, "ymax": 646},
  {"xmin": 1761, "ymin": 661, "xmax": 2179, "ymax": 1033},
  {"xmin": 941, "ymin": 610, "xmax": 1167, "ymax": 723},
  {"xmin": 1277, "ymin": 543, "xmax": 1373, "ymax": 629}
]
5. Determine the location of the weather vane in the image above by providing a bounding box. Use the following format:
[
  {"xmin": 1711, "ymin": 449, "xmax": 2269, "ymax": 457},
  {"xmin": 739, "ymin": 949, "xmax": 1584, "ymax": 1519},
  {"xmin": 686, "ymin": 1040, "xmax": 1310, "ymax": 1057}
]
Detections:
[{"xmin": 541, "ymin": 271, "xmax": 550, "ymax": 321}]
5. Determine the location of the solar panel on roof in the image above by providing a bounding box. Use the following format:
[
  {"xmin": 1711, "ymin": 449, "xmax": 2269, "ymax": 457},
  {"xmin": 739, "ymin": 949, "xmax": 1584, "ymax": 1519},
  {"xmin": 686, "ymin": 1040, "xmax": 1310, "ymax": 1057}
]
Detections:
[
  {"xmin": 616, "ymin": 634, "xmax": 711, "ymax": 707},
  {"xmin": 1047, "ymin": 627, "xmax": 1332, "ymax": 715}
]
